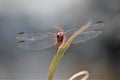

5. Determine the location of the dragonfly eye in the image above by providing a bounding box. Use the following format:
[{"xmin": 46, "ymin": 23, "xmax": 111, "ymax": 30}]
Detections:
[
  {"xmin": 57, "ymin": 35, "xmax": 59, "ymax": 38},
  {"xmin": 57, "ymin": 32, "xmax": 64, "ymax": 39},
  {"xmin": 57, "ymin": 32, "xmax": 61, "ymax": 38}
]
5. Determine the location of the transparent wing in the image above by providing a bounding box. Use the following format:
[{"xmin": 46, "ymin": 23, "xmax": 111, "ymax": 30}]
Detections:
[
  {"xmin": 16, "ymin": 32, "xmax": 55, "ymax": 40},
  {"xmin": 16, "ymin": 32, "xmax": 56, "ymax": 50},
  {"xmin": 71, "ymin": 31, "xmax": 102, "ymax": 44},
  {"xmin": 85, "ymin": 21, "xmax": 104, "ymax": 32},
  {"xmin": 65, "ymin": 21, "xmax": 104, "ymax": 44}
]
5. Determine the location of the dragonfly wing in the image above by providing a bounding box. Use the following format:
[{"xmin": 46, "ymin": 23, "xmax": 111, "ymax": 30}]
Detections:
[
  {"xmin": 72, "ymin": 30, "xmax": 102, "ymax": 44},
  {"xmin": 65, "ymin": 21, "xmax": 104, "ymax": 44},
  {"xmin": 85, "ymin": 21, "xmax": 104, "ymax": 31},
  {"xmin": 16, "ymin": 32, "xmax": 55, "ymax": 40},
  {"xmin": 16, "ymin": 33, "xmax": 56, "ymax": 50}
]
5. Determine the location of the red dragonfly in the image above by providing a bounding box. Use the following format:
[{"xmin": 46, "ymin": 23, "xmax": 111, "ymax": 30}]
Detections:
[{"xmin": 16, "ymin": 21, "xmax": 104, "ymax": 50}]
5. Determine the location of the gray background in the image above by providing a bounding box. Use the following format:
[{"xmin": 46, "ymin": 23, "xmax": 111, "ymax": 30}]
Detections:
[{"xmin": 0, "ymin": 0, "xmax": 120, "ymax": 80}]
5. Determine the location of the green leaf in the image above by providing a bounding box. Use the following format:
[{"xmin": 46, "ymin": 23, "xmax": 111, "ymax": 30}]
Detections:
[{"xmin": 48, "ymin": 44, "xmax": 70, "ymax": 80}]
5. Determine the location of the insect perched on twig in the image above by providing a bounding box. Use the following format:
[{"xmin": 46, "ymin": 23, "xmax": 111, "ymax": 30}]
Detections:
[{"xmin": 16, "ymin": 21, "xmax": 104, "ymax": 50}]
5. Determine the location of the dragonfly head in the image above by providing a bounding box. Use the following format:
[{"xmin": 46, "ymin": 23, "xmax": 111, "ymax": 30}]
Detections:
[
  {"xmin": 56, "ymin": 32, "xmax": 64, "ymax": 39},
  {"xmin": 54, "ymin": 32, "xmax": 65, "ymax": 47},
  {"xmin": 55, "ymin": 32, "xmax": 64, "ymax": 46}
]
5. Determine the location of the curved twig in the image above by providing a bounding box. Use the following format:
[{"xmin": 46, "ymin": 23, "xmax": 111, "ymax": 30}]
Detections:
[{"xmin": 69, "ymin": 70, "xmax": 89, "ymax": 80}]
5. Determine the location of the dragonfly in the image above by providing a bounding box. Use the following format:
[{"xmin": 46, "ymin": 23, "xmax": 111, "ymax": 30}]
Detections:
[{"xmin": 16, "ymin": 21, "xmax": 104, "ymax": 50}]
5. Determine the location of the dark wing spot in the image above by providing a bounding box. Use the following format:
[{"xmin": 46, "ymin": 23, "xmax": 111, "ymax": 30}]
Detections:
[
  {"xmin": 18, "ymin": 32, "xmax": 25, "ymax": 34},
  {"xmin": 18, "ymin": 40, "xmax": 25, "ymax": 43},
  {"xmin": 96, "ymin": 21, "xmax": 104, "ymax": 23}
]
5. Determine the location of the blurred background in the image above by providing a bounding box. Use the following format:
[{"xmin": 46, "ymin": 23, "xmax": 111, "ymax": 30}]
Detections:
[{"xmin": 0, "ymin": 0, "xmax": 120, "ymax": 80}]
